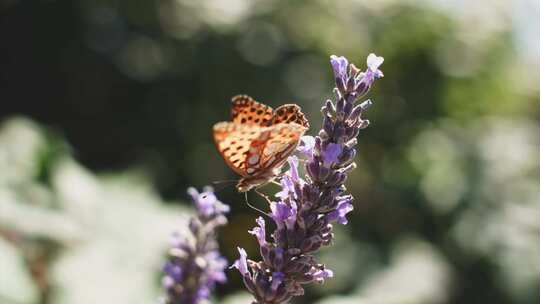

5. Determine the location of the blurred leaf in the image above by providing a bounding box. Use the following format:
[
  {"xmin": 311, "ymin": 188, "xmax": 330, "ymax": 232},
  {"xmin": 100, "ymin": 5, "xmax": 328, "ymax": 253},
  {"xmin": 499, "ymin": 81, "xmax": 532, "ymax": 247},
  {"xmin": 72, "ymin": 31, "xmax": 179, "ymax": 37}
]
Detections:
[
  {"xmin": 0, "ymin": 118, "xmax": 46, "ymax": 187},
  {"xmin": 48, "ymin": 158, "xmax": 191, "ymax": 304},
  {"xmin": 0, "ymin": 188, "xmax": 81, "ymax": 243},
  {"xmin": 0, "ymin": 238, "xmax": 39, "ymax": 304},
  {"xmin": 317, "ymin": 237, "xmax": 453, "ymax": 304}
]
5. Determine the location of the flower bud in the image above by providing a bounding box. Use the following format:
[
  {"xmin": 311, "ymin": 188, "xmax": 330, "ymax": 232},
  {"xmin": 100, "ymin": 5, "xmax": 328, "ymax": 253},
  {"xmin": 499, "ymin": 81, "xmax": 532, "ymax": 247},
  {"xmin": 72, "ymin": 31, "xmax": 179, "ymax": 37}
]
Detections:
[
  {"xmin": 343, "ymin": 101, "xmax": 353, "ymax": 119},
  {"xmin": 322, "ymin": 116, "xmax": 334, "ymax": 135},
  {"xmin": 339, "ymin": 147, "xmax": 356, "ymax": 165},
  {"xmin": 321, "ymin": 99, "xmax": 335, "ymax": 117}
]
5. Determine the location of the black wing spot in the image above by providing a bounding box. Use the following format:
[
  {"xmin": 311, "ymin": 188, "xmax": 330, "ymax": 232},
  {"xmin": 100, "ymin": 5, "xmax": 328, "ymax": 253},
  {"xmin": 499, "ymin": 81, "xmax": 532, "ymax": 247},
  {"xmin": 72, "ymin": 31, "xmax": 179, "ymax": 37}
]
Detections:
[
  {"xmin": 254, "ymin": 118, "xmax": 260, "ymax": 123},
  {"xmin": 288, "ymin": 107, "xmax": 295, "ymax": 113},
  {"xmin": 241, "ymin": 118, "xmax": 247, "ymax": 123},
  {"xmin": 250, "ymin": 107, "xmax": 256, "ymax": 112},
  {"xmin": 257, "ymin": 110, "xmax": 263, "ymax": 115},
  {"xmin": 277, "ymin": 109, "xmax": 284, "ymax": 116},
  {"xmin": 248, "ymin": 116, "xmax": 253, "ymax": 120}
]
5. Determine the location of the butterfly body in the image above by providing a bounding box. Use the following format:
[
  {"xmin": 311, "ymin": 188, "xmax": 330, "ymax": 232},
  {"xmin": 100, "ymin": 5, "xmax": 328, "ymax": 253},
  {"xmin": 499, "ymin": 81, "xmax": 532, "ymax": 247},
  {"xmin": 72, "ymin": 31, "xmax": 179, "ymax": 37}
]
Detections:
[{"xmin": 213, "ymin": 95, "xmax": 309, "ymax": 192}]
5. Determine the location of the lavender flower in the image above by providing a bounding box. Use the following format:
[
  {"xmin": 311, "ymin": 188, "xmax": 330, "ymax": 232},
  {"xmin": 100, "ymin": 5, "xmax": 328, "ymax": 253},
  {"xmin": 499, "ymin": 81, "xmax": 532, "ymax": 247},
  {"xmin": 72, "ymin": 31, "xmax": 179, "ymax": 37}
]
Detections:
[
  {"xmin": 232, "ymin": 53, "xmax": 383, "ymax": 303},
  {"xmin": 162, "ymin": 186, "xmax": 229, "ymax": 304}
]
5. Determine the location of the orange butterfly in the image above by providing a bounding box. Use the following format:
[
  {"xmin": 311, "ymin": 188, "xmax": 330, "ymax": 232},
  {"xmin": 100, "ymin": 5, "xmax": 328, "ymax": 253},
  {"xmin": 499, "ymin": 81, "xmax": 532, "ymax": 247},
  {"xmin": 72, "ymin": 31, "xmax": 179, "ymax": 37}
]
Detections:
[{"xmin": 213, "ymin": 95, "xmax": 309, "ymax": 192}]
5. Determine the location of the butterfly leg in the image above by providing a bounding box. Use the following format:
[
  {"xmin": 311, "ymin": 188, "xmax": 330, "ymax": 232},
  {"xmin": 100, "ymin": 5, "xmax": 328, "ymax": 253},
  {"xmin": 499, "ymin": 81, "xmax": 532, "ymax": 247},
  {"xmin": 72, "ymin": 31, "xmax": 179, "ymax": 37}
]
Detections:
[
  {"xmin": 254, "ymin": 188, "xmax": 273, "ymax": 205},
  {"xmin": 244, "ymin": 192, "xmax": 268, "ymax": 216}
]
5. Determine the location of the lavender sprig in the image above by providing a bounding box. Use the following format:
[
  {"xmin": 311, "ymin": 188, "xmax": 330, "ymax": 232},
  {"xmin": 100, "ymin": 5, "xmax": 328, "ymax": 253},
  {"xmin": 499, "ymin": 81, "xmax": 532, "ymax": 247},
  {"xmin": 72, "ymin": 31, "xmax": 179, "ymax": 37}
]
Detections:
[
  {"xmin": 162, "ymin": 186, "xmax": 230, "ymax": 304},
  {"xmin": 232, "ymin": 53, "xmax": 384, "ymax": 303}
]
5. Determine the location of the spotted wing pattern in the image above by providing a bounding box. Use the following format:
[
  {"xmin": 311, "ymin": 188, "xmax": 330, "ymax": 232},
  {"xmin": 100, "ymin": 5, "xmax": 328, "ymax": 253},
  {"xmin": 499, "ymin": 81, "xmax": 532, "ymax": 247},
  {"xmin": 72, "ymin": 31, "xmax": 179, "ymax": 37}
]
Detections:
[
  {"xmin": 213, "ymin": 122, "xmax": 261, "ymax": 176},
  {"xmin": 240, "ymin": 123, "xmax": 307, "ymax": 176},
  {"xmin": 214, "ymin": 95, "xmax": 309, "ymax": 188},
  {"xmin": 231, "ymin": 95, "xmax": 274, "ymax": 126},
  {"xmin": 258, "ymin": 123, "xmax": 306, "ymax": 171},
  {"xmin": 270, "ymin": 104, "xmax": 310, "ymax": 128}
]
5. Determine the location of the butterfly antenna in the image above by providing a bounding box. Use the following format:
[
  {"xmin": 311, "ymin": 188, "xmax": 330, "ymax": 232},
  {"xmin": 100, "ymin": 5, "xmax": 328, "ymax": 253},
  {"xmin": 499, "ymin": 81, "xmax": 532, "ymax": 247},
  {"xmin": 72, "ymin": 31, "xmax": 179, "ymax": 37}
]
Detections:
[
  {"xmin": 199, "ymin": 180, "xmax": 237, "ymax": 199},
  {"xmin": 244, "ymin": 192, "xmax": 268, "ymax": 216},
  {"xmin": 211, "ymin": 180, "xmax": 237, "ymax": 192}
]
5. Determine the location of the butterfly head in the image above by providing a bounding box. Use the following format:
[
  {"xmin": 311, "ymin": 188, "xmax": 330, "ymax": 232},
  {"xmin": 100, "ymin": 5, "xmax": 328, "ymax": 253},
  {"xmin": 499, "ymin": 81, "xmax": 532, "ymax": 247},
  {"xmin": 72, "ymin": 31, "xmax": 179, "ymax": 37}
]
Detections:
[
  {"xmin": 236, "ymin": 167, "xmax": 281, "ymax": 193},
  {"xmin": 236, "ymin": 179, "xmax": 256, "ymax": 193}
]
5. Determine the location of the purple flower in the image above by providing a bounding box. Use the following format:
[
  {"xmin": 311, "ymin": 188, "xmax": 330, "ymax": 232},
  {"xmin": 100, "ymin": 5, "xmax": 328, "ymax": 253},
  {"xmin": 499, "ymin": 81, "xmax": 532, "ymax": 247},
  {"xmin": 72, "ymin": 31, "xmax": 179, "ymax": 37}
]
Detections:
[
  {"xmin": 187, "ymin": 186, "xmax": 230, "ymax": 218},
  {"xmin": 275, "ymin": 175, "xmax": 295, "ymax": 200},
  {"xmin": 248, "ymin": 217, "xmax": 267, "ymax": 246},
  {"xmin": 288, "ymin": 155, "xmax": 300, "ymax": 182},
  {"xmin": 235, "ymin": 53, "xmax": 383, "ymax": 303},
  {"xmin": 271, "ymin": 201, "xmax": 293, "ymax": 229},
  {"xmin": 367, "ymin": 53, "xmax": 384, "ymax": 78},
  {"xmin": 205, "ymin": 251, "xmax": 228, "ymax": 283},
  {"xmin": 162, "ymin": 186, "xmax": 229, "ymax": 304},
  {"xmin": 330, "ymin": 55, "xmax": 348, "ymax": 78},
  {"xmin": 322, "ymin": 143, "xmax": 343, "ymax": 167},
  {"xmin": 271, "ymin": 272, "xmax": 285, "ymax": 291},
  {"xmin": 313, "ymin": 269, "xmax": 334, "ymax": 283},
  {"xmin": 326, "ymin": 198, "xmax": 354, "ymax": 225},
  {"xmin": 276, "ymin": 156, "xmax": 303, "ymax": 200},
  {"xmin": 163, "ymin": 262, "xmax": 183, "ymax": 282},
  {"xmin": 232, "ymin": 247, "xmax": 250, "ymax": 277},
  {"xmin": 330, "ymin": 55, "xmax": 349, "ymax": 92},
  {"xmin": 355, "ymin": 53, "xmax": 384, "ymax": 95},
  {"xmin": 297, "ymin": 135, "xmax": 315, "ymax": 158},
  {"xmin": 284, "ymin": 200, "xmax": 298, "ymax": 230}
]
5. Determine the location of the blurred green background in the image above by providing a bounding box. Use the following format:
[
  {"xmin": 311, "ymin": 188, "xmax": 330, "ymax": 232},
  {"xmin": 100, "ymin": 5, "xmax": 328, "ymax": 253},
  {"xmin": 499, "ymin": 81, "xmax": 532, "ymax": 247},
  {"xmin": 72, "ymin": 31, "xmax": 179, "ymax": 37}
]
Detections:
[{"xmin": 1, "ymin": 0, "xmax": 540, "ymax": 303}]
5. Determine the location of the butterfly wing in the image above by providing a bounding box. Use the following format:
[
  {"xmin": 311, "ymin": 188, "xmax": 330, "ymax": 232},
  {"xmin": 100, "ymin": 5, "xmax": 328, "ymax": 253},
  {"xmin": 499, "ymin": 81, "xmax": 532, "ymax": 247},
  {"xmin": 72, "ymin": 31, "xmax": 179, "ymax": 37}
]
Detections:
[
  {"xmin": 270, "ymin": 104, "xmax": 310, "ymax": 128},
  {"xmin": 231, "ymin": 95, "xmax": 274, "ymax": 126},
  {"xmin": 256, "ymin": 123, "xmax": 308, "ymax": 171},
  {"xmin": 213, "ymin": 122, "xmax": 263, "ymax": 177},
  {"xmin": 215, "ymin": 95, "xmax": 310, "ymax": 184}
]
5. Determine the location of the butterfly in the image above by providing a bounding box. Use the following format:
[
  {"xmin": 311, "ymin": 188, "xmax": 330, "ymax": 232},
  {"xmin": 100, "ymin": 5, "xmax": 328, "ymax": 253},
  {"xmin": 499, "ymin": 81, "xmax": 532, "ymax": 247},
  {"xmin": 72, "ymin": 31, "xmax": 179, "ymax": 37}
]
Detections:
[{"xmin": 213, "ymin": 95, "xmax": 309, "ymax": 193}]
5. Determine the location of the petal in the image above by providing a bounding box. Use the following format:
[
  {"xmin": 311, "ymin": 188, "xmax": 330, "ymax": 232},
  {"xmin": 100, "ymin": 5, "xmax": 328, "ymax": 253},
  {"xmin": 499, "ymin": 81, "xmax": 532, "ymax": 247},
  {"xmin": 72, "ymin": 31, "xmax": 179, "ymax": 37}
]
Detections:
[
  {"xmin": 322, "ymin": 143, "xmax": 343, "ymax": 167},
  {"xmin": 313, "ymin": 268, "xmax": 334, "ymax": 281},
  {"xmin": 271, "ymin": 272, "xmax": 285, "ymax": 291},
  {"xmin": 297, "ymin": 135, "xmax": 315, "ymax": 157},
  {"xmin": 187, "ymin": 187, "xmax": 199, "ymax": 201},
  {"xmin": 275, "ymin": 176, "xmax": 294, "ymax": 199},
  {"xmin": 271, "ymin": 201, "xmax": 292, "ymax": 222},
  {"xmin": 367, "ymin": 53, "xmax": 384, "ymax": 71},
  {"xmin": 287, "ymin": 155, "xmax": 300, "ymax": 182},
  {"xmin": 231, "ymin": 247, "xmax": 249, "ymax": 276},
  {"xmin": 284, "ymin": 200, "xmax": 298, "ymax": 230},
  {"xmin": 248, "ymin": 217, "xmax": 267, "ymax": 246},
  {"xmin": 330, "ymin": 55, "xmax": 349, "ymax": 79}
]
